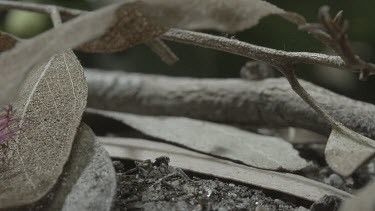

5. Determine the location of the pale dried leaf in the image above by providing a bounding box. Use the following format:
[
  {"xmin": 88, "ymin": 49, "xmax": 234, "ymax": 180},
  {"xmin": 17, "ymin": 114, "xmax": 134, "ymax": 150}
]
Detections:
[
  {"xmin": 78, "ymin": 5, "xmax": 165, "ymax": 53},
  {"xmin": 325, "ymin": 125, "xmax": 375, "ymax": 177},
  {"xmin": 73, "ymin": 0, "xmax": 305, "ymax": 52},
  {"xmin": 100, "ymin": 137, "xmax": 352, "ymax": 202},
  {"xmin": 0, "ymin": 0, "xmax": 157, "ymax": 105},
  {"xmin": 0, "ymin": 51, "xmax": 88, "ymax": 208},
  {"xmin": 0, "ymin": 31, "xmax": 19, "ymax": 52},
  {"xmin": 87, "ymin": 109, "xmax": 308, "ymax": 171},
  {"xmin": 137, "ymin": 0, "xmax": 305, "ymax": 32},
  {"xmin": 340, "ymin": 181, "xmax": 375, "ymax": 211}
]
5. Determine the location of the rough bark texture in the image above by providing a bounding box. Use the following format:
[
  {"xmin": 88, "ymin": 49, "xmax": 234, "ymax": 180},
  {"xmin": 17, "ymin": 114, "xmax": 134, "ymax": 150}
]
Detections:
[{"xmin": 85, "ymin": 69, "xmax": 375, "ymax": 139}]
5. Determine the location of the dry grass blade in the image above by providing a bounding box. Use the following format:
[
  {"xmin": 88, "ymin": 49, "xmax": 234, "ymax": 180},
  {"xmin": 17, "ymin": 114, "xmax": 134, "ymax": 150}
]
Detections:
[
  {"xmin": 87, "ymin": 109, "xmax": 308, "ymax": 171},
  {"xmin": 325, "ymin": 125, "xmax": 375, "ymax": 177},
  {"xmin": 99, "ymin": 137, "xmax": 352, "ymax": 202},
  {"xmin": 0, "ymin": 51, "xmax": 87, "ymax": 208}
]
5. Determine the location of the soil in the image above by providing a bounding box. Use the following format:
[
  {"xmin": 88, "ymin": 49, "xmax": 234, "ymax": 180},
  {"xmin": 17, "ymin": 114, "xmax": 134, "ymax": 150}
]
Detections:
[
  {"xmin": 110, "ymin": 145, "xmax": 375, "ymax": 211},
  {"xmin": 87, "ymin": 117, "xmax": 375, "ymax": 211}
]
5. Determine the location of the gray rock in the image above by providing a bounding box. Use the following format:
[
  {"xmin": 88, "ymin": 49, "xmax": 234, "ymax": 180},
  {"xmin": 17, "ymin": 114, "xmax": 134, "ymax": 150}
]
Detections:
[
  {"xmin": 324, "ymin": 174, "xmax": 344, "ymax": 188},
  {"xmin": 30, "ymin": 124, "xmax": 116, "ymax": 211}
]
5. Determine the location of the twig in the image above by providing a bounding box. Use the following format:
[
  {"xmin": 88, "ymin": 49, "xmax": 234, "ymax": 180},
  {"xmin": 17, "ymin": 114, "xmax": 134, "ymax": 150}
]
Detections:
[
  {"xmin": 50, "ymin": 7, "xmax": 62, "ymax": 27},
  {"xmin": 299, "ymin": 6, "xmax": 375, "ymax": 80},
  {"xmin": 162, "ymin": 29, "xmax": 348, "ymax": 70},
  {"xmin": 277, "ymin": 65, "xmax": 338, "ymax": 127},
  {"xmin": 0, "ymin": 1, "xmax": 367, "ymax": 73},
  {"xmin": 85, "ymin": 69, "xmax": 375, "ymax": 139},
  {"xmin": 0, "ymin": 0, "xmax": 83, "ymax": 17},
  {"xmin": 145, "ymin": 39, "xmax": 179, "ymax": 65}
]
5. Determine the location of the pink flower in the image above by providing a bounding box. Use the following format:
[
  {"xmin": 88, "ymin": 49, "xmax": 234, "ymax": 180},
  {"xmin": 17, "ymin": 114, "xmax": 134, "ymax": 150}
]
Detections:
[{"xmin": 0, "ymin": 105, "xmax": 22, "ymax": 159}]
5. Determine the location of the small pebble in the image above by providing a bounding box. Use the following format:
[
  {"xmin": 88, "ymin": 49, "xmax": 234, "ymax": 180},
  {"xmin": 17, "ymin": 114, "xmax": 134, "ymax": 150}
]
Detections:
[
  {"xmin": 218, "ymin": 207, "xmax": 228, "ymax": 211},
  {"xmin": 294, "ymin": 206, "xmax": 310, "ymax": 211},
  {"xmin": 112, "ymin": 161, "xmax": 125, "ymax": 173},
  {"xmin": 274, "ymin": 199, "xmax": 285, "ymax": 205},
  {"xmin": 324, "ymin": 174, "xmax": 344, "ymax": 187},
  {"xmin": 310, "ymin": 195, "xmax": 342, "ymax": 211}
]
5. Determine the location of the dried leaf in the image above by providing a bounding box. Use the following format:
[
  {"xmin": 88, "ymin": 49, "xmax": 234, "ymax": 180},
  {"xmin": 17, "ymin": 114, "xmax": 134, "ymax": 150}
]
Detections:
[
  {"xmin": 78, "ymin": 5, "xmax": 165, "ymax": 53},
  {"xmin": 100, "ymin": 137, "xmax": 352, "ymax": 202},
  {"xmin": 325, "ymin": 124, "xmax": 375, "ymax": 177},
  {"xmin": 0, "ymin": 31, "xmax": 19, "ymax": 52},
  {"xmin": 0, "ymin": 1, "xmax": 162, "ymax": 105},
  {"xmin": 136, "ymin": 0, "xmax": 305, "ymax": 33},
  {"xmin": 0, "ymin": 0, "xmax": 304, "ymax": 104},
  {"xmin": 0, "ymin": 51, "xmax": 88, "ymax": 208},
  {"xmin": 340, "ymin": 181, "xmax": 375, "ymax": 211},
  {"xmin": 67, "ymin": 0, "xmax": 304, "ymax": 52},
  {"xmin": 87, "ymin": 109, "xmax": 308, "ymax": 171}
]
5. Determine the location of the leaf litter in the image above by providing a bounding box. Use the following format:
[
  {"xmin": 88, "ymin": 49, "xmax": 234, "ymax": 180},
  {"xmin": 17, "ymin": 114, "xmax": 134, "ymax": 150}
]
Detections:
[
  {"xmin": 86, "ymin": 108, "xmax": 308, "ymax": 171},
  {"xmin": 100, "ymin": 136, "xmax": 352, "ymax": 202}
]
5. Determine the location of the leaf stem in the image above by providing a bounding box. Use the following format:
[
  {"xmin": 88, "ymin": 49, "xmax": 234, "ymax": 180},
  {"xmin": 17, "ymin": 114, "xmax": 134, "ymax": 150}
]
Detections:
[
  {"xmin": 278, "ymin": 65, "xmax": 339, "ymax": 128},
  {"xmin": 162, "ymin": 29, "xmax": 348, "ymax": 71}
]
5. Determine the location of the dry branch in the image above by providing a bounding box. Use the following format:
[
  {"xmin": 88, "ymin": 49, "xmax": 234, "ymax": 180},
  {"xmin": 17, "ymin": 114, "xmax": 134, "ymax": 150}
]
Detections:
[
  {"xmin": 85, "ymin": 69, "xmax": 375, "ymax": 139},
  {"xmin": 163, "ymin": 29, "xmax": 347, "ymax": 70}
]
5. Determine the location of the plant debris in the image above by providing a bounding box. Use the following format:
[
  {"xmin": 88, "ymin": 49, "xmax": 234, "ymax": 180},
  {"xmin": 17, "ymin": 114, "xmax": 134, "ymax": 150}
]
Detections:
[{"xmin": 112, "ymin": 157, "xmax": 306, "ymax": 211}]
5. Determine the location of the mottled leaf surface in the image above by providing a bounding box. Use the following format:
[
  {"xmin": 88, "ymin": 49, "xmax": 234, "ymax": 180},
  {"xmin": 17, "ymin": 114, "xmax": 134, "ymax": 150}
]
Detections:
[
  {"xmin": 137, "ymin": 0, "xmax": 303, "ymax": 32},
  {"xmin": 0, "ymin": 51, "xmax": 88, "ymax": 208},
  {"xmin": 87, "ymin": 109, "xmax": 308, "ymax": 171},
  {"xmin": 81, "ymin": 0, "xmax": 304, "ymax": 52},
  {"xmin": 340, "ymin": 181, "xmax": 375, "ymax": 211},
  {"xmin": 100, "ymin": 137, "xmax": 351, "ymax": 202},
  {"xmin": 325, "ymin": 125, "xmax": 375, "ymax": 177},
  {"xmin": 0, "ymin": 31, "xmax": 19, "ymax": 52},
  {"xmin": 78, "ymin": 5, "xmax": 165, "ymax": 53}
]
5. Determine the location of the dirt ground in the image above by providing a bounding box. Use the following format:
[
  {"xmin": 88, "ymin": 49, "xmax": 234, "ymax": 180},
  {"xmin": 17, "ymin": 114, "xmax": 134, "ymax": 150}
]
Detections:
[{"xmin": 110, "ymin": 143, "xmax": 374, "ymax": 211}]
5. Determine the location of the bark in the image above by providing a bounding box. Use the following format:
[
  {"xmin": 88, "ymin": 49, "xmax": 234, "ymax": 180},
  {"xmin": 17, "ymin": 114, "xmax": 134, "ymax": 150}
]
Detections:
[{"xmin": 85, "ymin": 69, "xmax": 375, "ymax": 139}]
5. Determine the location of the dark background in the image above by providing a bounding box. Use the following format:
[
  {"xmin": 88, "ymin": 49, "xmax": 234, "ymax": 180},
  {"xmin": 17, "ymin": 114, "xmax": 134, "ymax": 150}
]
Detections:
[{"xmin": 1, "ymin": 0, "xmax": 375, "ymax": 103}]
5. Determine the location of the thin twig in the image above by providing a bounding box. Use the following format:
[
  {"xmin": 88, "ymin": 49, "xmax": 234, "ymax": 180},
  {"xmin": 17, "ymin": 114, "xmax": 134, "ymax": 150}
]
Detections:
[
  {"xmin": 277, "ymin": 65, "xmax": 339, "ymax": 128},
  {"xmin": 145, "ymin": 39, "xmax": 179, "ymax": 65},
  {"xmin": 0, "ymin": 0, "xmax": 84, "ymax": 17},
  {"xmin": 299, "ymin": 5, "xmax": 375, "ymax": 80},
  {"xmin": 162, "ymin": 29, "xmax": 348, "ymax": 70},
  {"xmin": 0, "ymin": 0, "xmax": 363, "ymax": 72},
  {"xmin": 50, "ymin": 7, "xmax": 62, "ymax": 27}
]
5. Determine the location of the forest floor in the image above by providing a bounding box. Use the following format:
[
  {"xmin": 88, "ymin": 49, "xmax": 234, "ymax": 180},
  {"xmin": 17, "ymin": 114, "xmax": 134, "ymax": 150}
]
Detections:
[{"xmin": 110, "ymin": 144, "xmax": 374, "ymax": 211}]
